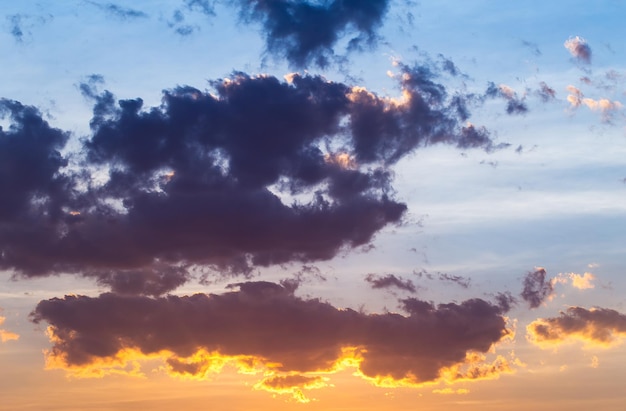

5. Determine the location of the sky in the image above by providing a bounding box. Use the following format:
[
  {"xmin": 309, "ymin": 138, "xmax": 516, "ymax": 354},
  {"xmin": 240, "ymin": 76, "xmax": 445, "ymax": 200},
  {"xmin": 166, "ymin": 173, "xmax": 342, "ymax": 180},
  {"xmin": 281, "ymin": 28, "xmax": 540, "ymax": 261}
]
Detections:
[{"xmin": 1, "ymin": 0, "xmax": 626, "ymax": 409}]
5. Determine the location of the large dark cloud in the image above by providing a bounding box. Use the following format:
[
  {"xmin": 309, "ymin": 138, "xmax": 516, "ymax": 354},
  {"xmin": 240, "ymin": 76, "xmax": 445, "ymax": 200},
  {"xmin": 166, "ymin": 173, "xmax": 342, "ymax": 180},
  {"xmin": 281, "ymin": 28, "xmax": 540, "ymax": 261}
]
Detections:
[
  {"xmin": 237, "ymin": 0, "xmax": 391, "ymax": 68},
  {"xmin": 31, "ymin": 281, "xmax": 511, "ymax": 385},
  {"xmin": 1, "ymin": 67, "xmax": 497, "ymax": 295},
  {"xmin": 0, "ymin": 99, "xmax": 71, "ymax": 222}
]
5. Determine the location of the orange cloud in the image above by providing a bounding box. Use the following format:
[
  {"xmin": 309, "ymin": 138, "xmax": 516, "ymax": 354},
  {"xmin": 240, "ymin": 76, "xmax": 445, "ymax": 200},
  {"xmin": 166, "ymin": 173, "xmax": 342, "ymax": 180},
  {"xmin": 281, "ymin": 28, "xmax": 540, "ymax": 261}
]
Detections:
[
  {"xmin": 527, "ymin": 306, "xmax": 626, "ymax": 348},
  {"xmin": 254, "ymin": 374, "xmax": 330, "ymax": 403},
  {"xmin": 552, "ymin": 272, "xmax": 595, "ymax": 290},
  {"xmin": 564, "ymin": 36, "xmax": 592, "ymax": 63},
  {"xmin": 566, "ymin": 85, "xmax": 623, "ymax": 122},
  {"xmin": 0, "ymin": 316, "xmax": 19, "ymax": 343}
]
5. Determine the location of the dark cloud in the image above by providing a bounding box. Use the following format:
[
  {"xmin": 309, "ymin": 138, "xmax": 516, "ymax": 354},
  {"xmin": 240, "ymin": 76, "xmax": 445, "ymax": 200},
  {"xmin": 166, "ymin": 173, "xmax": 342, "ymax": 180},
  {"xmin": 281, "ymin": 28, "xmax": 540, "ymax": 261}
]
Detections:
[
  {"xmin": 31, "ymin": 281, "xmax": 511, "ymax": 385},
  {"xmin": 437, "ymin": 273, "xmax": 471, "ymax": 288},
  {"xmin": 236, "ymin": 0, "xmax": 391, "ymax": 68},
  {"xmin": 520, "ymin": 268, "xmax": 553, "ymax": 309},
  {"xmin": 365, "ymin": 273, "xmax": 417, "ymax": 293},
  {"xmin": 535, "ymin": 81, "xmax": 556, "ymax": 102},
  {"xmin": 484, "ymin": 82, "xmax": 528, "ymax": 115},
  {"xmin": 86, "ymin": 1, "xmax": 149, "ymax": 20},
  {"xmin": 564, "ymin": 36, "xmax": 592, "ymax": 64},
  {"xmin": 0, "ymin": 99, "xmax": 71, "ymax": 222},
  {"xmin": 1, "ymin": 68, "xmax": 496, "ymax": 295},
  {"xmin": 278, "ymin": 265, "xmax": 326, "ymax": 292},
  {"xmin": 527, "ymin": 306, "xmax": 626, "ymax": 347},
  {"xmin": 493, "ymin": 292, "xmax": 517, "ymax": 313}
]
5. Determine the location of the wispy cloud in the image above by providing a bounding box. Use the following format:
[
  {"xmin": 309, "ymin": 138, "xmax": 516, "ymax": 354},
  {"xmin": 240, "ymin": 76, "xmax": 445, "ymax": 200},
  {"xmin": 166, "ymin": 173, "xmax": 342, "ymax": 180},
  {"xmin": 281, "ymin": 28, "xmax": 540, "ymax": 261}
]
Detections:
[
  {"xmin": 365, "ymin": 273, "xmax": 417, "ymax": 293},
  {"xmin": 85, "ymin": 1, "xmax": 148, "ymax": 20}
]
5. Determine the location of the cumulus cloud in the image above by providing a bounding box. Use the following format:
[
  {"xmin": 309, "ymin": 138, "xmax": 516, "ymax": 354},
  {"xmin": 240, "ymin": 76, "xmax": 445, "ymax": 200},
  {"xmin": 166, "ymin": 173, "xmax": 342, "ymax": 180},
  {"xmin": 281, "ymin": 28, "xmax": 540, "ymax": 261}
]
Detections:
[
  {"xmin": 365, "ymin": 273, "xmax": 416, "ymax": 293},
  {"xmin": 31, "ymin": 281, "xmax": 512, "ymax": 389},
  {"xmin": 0, "ymin": 315, "xmax": 19, "ymax": 343},
  {"xmin": 564, "ymin": 36, "xmax": 592, "ymax": 64},
  {"xmin": 527, "ymin": 306, "xmax": 626, "ymax": 348},
  {"xmin": 520, "ymin": 268, "xmax": 553, "ymax": 309},
  {"xmin": 236, "ymin": 0, "xmax": 391, "ymax": 68},
  {"xmin": 1, "ymin": 67, "xmax": 497, "ymax": 295}
]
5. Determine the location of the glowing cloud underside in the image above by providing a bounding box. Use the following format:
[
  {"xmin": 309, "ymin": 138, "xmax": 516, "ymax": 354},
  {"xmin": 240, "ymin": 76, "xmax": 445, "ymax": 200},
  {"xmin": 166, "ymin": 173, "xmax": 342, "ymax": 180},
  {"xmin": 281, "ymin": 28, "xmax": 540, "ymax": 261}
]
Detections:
[
  {"xmin": 527, "ymin": 306, "xmax": 626, "ymax": 348},
  {"xmin": 0, "ymin": 316, "xmax": 19, "ymax": 342},
  {"xmin": 31, "ymin": 281, "xmax": 515, "ymax": 399}
]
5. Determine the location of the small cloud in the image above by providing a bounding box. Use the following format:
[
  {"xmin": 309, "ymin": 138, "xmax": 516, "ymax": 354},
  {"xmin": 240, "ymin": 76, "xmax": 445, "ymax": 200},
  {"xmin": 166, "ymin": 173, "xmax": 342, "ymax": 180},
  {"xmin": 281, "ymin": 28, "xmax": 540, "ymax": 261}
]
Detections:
[
  {"xmin": 569, "ymin": 272, "xmax": 595, "ymax": 290},
  {"xmin": 564, "ymin": 36, "xmax": 592, "ymax": 64},
  {"xmin": 0, "ymin": 316, "xmax": 19, "ymax": 343},
  {"xmin": 527, "ymin": 306, "xmax": 626, "ymax": 348},
  {"xmin": 254, "ymin": 374, "xmax": 329, "ymax": 403},
  {"xmin": 590, "ymin": 355, "xmax": 599, "ymax": 368},
  {"xmin": 365, "ymin": 273, "xmax": 417, "ymax": 293},
  {"xmin": 437, "ymin": 273, "xmax": 471, "ymax": 289},
  {"xmin": 484, "ymin": 82, "xmax": 528, "ymax": 115},
  {"xmin": 551, "ymin": 272, "xmax": 595, "ymax": 290},
  {"xmin": 536, "ymin": 81, "xmax": 556, "ymax": 102},
  {"xmin": 520, "ymin": 268, "xmax": 554, "ymax": 309}
]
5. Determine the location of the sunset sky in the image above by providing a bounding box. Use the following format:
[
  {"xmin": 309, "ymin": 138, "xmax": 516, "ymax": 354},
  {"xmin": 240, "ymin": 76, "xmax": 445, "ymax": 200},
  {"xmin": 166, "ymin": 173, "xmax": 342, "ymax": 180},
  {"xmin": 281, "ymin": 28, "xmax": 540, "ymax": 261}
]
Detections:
[{"xmin": 1, "ymin": 1, "xmax": 626, "ymax": 410}]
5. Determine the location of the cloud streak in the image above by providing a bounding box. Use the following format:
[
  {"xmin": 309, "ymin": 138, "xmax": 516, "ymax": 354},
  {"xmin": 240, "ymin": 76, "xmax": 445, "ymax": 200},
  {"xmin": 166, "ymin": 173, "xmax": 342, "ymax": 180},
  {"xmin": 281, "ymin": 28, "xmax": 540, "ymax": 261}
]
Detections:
[{"xmin": 85, "ymin": 1, "xmax": 149, "ymax": 20}]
